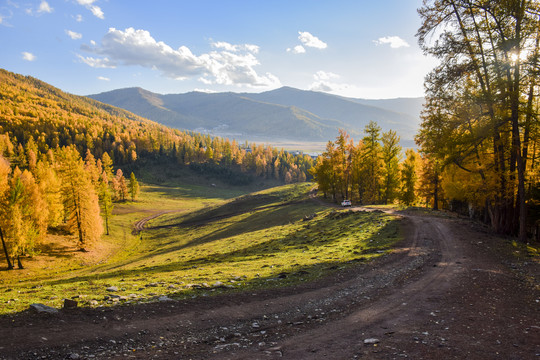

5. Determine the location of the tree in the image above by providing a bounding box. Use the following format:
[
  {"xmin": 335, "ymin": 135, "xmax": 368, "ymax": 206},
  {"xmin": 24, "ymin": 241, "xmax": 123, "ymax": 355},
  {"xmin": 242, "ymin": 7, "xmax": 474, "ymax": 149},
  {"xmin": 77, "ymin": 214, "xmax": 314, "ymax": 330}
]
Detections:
[
  {"xmin": 34, "ymin": 160, "xmax": 63, "ymax": 227},
  {"xmin": 0, "ymin": 155, "xmax": 13, "ymax": 269},
  {"xmin": 381, "ymin": 130, "xmax": 402, "ymax": 204},
  {"xmin": 359, "ymin": 121, "xmax": 383, "ymax": 204},
  {"xmin": 400, "ymin": 149, "xmax": 418, "ymax": 206},
  {"xmin": 101, "ymin": 151, "xmax": 114, "ymax": 182},
  {"xmin": 98, "ymin": 171, "xmax": 113, "ymax": 236},
  {"xmin": 417, "ymin": 0, "xmax": 540, "ymax": 240},
  {"xmin": 56, "ymin": 146, "xmax": 103, "ymax": 250},
  {"xmin": 128, "ymin": 172, "xmax": 140, "ymax": 202},
  {"xmin": 418, "ymin": 155, "xmax": 444, "ymax": 210},
  {"xmin": 112, "ymin": 169, "xmax": 128, "ymax": 202}
]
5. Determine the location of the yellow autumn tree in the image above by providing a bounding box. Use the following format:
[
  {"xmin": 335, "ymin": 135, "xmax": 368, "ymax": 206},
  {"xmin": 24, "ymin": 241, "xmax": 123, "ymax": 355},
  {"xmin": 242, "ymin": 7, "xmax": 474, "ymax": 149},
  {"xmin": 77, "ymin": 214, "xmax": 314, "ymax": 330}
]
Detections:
[
  {"xmin": 0, "ymin": 155, "xmax": 13, "ymax": 269},
  {"xmin": 56, "ymin": 146, "xmax": 103, "ymax": 251}
]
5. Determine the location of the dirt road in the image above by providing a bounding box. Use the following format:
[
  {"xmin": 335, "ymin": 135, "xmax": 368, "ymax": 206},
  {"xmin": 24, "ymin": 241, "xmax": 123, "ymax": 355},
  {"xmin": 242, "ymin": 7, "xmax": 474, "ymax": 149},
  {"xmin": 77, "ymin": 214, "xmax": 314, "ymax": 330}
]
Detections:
[{"xmin": 0, "ymin": 210, "xmax": 538, "ymax": 359}]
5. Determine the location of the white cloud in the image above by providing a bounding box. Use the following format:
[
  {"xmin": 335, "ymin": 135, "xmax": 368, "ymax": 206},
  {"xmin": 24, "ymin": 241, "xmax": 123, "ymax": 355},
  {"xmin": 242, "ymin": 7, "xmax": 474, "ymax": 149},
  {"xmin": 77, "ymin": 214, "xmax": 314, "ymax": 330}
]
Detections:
[
  {"xmin": 97, "ymin": 76, "xmax": 110, "ymax": 81},
  {"xmin": 75, "ymin": 14, "xmax": 83, "ymax": 22},
  {"xmin": 80, "ymin": 27, "xmax": 280, "ymax": 87},
  {"xmin": 309, "ymin": 71, "xmax": 358, "ymax": 94},
  {"xmin": 76, "ymin": 0, "xmax": 104, "ymax": 19},
  {"xmin": 313, "ymin": 70, "xmax": 339, "ymax": 81},
  {"xmin": 77, "ymin": 54, "xmax": 115, "ymax": 68},
  {"xmin": 22, "ymin": 52, "xmax": 36, "ymax": 61},
  {"xmin": 25, "ymin": 1, "xmax": 52, "ymax": 16},
  {"xmin": 287, "ymin": 45, "xmax": 306, "ymax": 54},
  {"xmin": 374, "ymin": 36, "xmax": 410, "ymax": 49},
  {"xmin": 38, "ymin": 1, "xmax": 52, "ymax": 13},
  {"xmin": 194, "ymin": 88, "xmax": 218, "ymax": 93},
  {"xmin": 0, "ymin": 7, "xmax": 13, "ymax": 26},
  {"xmin": 298, "ymin": 31, "xmax": 327, "ymax": 49},
  {"xmin": 66, "ymin": 30, "xmax": 82, "ymax": 40},
  {"xmin": 310, "ymin": 82, "xmax": 334, "ymax": 92},
  {"xmin": 89, "ymin": 5, "xmax": 103, "ymax": 19},
  {"xmin": 211, "ymin": 41, "xmax": 260, "ymax": 54}
]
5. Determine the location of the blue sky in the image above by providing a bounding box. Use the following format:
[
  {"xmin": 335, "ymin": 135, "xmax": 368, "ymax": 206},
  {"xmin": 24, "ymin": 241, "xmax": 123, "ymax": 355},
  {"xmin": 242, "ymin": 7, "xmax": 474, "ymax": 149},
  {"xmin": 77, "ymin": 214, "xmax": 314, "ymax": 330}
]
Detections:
[{"xmin": 0, "ymin": 0, "xmax": 438, "ymax": 99}]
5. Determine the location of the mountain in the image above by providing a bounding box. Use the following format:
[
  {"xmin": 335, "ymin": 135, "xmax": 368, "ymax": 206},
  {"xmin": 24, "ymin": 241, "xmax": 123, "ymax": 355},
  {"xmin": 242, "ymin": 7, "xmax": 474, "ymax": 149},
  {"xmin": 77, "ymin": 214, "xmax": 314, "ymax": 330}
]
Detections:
[
  {"xmin": 0, "ymin": 69, "xmax": 185, "ymax": 167},
  {"xmin": 241, "ymin": 87, "xmax": 423, "ymax": 142},
  {"xmin": 88, "ymin": 86, "xmax": 424, "ymax": 145}
]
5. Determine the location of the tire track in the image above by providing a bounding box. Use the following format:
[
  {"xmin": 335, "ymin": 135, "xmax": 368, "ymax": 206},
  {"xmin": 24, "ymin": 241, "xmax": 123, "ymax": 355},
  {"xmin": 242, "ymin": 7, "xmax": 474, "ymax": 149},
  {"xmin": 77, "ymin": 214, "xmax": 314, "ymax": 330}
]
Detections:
[
  {"xmin": 132, "ymin": 210, "xmax": 179, "ymax": 234},
  {"xmin": 225, "ymin": 212, "xmax": 464, "ymax": 359}
]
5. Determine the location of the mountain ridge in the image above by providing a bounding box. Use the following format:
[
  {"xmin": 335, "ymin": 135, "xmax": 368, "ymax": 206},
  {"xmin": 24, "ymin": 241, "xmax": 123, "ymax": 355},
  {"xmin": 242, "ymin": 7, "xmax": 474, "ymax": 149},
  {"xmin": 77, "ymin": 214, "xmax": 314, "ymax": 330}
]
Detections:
[{"xmin": 88, "ymin": 86, "xmax": 424, "ymax": 145}]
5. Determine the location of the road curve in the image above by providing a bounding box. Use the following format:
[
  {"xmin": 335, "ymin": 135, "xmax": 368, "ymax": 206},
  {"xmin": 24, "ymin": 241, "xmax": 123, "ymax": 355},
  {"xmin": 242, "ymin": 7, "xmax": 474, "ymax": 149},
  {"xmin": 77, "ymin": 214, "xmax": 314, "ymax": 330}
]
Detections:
[{"xmin": 1, "ymin": 208, "xmax": 537, "ymax": 360}]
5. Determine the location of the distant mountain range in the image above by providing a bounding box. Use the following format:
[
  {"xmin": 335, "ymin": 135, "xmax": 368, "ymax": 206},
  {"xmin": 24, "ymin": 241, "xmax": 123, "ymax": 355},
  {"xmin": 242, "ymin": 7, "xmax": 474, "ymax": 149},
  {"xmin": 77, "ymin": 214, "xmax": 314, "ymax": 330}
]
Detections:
[{"xmin": 88, "ymin": 86, "xmax": 424, "ymax": 147}]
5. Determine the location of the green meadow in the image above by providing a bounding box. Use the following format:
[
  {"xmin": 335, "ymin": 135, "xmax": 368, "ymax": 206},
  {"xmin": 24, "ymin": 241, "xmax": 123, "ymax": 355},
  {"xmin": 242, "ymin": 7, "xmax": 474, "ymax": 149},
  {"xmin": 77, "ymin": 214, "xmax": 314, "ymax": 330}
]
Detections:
[{"xmin": 0, "ymin": 177, "xmax": 402, "ymax": 315}]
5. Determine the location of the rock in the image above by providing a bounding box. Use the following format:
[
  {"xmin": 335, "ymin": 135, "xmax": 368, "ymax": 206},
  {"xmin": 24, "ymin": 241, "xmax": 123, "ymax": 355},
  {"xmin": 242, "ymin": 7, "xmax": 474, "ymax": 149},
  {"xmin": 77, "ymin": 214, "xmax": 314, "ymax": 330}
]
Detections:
[
  {"xmin": 158, "ymin": 295, "xmax": 173, "ymax": 302},
  {"xmin": 106, "ymin": 286, "xmax": 118, "ymax": 292},
  {"xmin": 213, "ymin": 281, "xmax": 224, "ymax": 287},
  {"xmin": 89, "ymin": 300, "xmax": 99, "ymax": 306},
  {"xmin": 29, "ymin": 303, "xmax": 58, "ymax": 314},
  {"xmin": 252, "ymin": 322, "xmax": 260, "ymax": 328},
  {"xmin": 364, "ymin": 338, "xmax": 380, "ymax": 345},
  {"xmin": 63, "ymin": 299, "xmax": 78, "ymax": 309},
  {"xmin": 69, "ymin": 353, "xmax": 80, "ymax": 359}
]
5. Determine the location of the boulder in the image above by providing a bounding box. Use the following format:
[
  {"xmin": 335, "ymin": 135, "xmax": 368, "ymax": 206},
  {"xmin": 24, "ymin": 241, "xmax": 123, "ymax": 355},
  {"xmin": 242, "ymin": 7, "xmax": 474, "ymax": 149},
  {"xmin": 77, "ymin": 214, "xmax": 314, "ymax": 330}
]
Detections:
[
  {"xmin": 63, "ymin": 299, "xmax": 78, "ymax": 309},
  {"xmin": 29, "ymin": 303, "xmax": 58, "ymax": 314}
]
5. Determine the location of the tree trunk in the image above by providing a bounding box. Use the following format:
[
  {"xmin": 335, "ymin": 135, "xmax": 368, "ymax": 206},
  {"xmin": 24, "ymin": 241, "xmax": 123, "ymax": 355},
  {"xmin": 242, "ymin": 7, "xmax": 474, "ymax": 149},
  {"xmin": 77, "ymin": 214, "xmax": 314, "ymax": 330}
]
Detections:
[
  {"xmin": 17, "ymin": 255, "xmax": 24, "ymax": 269},
  {"xmin": 433, "ymin": 171, "xmax": 439, "ymax": 211},
  {"xmin": 0, "ymin": 226, "xmax": 14, "ymax": 270},
  {"xmin": 75, "ymin": 194, "xmax": 85, "ymax": 249}
]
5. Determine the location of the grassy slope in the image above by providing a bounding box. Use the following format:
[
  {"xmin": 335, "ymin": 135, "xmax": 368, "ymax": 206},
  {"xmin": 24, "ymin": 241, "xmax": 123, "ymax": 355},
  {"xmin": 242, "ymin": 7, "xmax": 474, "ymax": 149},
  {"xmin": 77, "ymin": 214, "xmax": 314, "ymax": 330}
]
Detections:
[{"xmin": 0, "ymin": 178, "xmax": 402, "ymax": 315}]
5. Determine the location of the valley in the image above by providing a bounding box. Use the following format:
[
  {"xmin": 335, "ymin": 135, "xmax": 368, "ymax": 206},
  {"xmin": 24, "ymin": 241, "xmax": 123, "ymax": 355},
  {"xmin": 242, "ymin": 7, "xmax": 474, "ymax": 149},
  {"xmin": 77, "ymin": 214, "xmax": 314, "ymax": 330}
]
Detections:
[
  {"xmin": 1, "ymin": 0, "xmax": 539, "ymax": 358},
  {"xmin": 0, "ymin": 68, "xmax": 537, "ymax": 360},
  {"xmin": 0, "ymin": 175, "xmax": 537, "ymax": 359},
  {"xmin": 88, "ymin": 86, "xmax": 423, "ymax": 148}
]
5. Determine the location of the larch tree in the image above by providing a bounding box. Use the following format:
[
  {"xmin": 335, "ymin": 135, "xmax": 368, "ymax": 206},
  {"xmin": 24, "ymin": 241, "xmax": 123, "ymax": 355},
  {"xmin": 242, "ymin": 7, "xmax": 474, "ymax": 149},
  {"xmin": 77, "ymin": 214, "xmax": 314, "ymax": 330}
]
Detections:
[
  {"xmin": 112, "ymin": 169, "xmax": 128, "ymax": 202},
  {"xmin": 128, "ymin": 172, "xmax": 140, "ymax": 202},
  {"xmin": 400, "ymin": 149, "xmax": 419, "ymax": 206},
  {"xmin": 101, "ymin": 151, "xmax": 114, "ymax": 183},
  {"xmin": 418, "ymin": 155, "xmax": 444, "ymax": 210},
  {"xmin": 56, "ymin": 146, "xmax": 103, "ymax": 250},
  {"xmin": 381, "ymin": 130, "xmax": 402, "ymax": 204},
  {"xmin": 360, "ymin": 121, "xmax": 384, "ymax": 204},
  {"xmin": 417, "ymin": 0, "xmax": 540, "ymax": 240},
  {"xmin": 98, "ymin": 171, "xmax": 113, "ymax": 236},
  {"xmin": 0, "ymin": 155, "xmax": 13, "ymax": 269},
  {"xmin": 34, "ymin": 160, "xmax": 64, "ymax": 227},
  {"xmin": 3, "ymin": 167, "xmax": 46, "ymax": 268}
]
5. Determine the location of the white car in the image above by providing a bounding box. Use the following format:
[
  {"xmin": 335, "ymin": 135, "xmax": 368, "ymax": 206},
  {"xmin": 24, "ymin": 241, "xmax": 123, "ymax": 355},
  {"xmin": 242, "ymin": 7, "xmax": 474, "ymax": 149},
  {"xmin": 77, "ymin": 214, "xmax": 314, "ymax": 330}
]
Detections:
[{"xmin": 341, "ymin": 199, "xmax": 352, "ymax": 207}]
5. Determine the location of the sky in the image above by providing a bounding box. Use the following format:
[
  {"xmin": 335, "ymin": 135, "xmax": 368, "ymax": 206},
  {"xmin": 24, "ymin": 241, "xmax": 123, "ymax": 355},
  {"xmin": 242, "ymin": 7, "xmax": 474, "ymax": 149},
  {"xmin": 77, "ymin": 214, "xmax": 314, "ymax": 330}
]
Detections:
[{"xmin": 0, "ymin": 0, "xmax": 439, "ymax": 99}]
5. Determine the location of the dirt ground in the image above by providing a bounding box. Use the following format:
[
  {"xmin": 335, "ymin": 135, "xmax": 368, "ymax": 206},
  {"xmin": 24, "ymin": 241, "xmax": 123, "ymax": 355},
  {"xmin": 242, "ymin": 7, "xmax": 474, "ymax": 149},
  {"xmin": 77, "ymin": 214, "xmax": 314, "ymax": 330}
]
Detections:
[{"xmin": 0, "ymin": 208, "xmax": 538, "ymax": 360}]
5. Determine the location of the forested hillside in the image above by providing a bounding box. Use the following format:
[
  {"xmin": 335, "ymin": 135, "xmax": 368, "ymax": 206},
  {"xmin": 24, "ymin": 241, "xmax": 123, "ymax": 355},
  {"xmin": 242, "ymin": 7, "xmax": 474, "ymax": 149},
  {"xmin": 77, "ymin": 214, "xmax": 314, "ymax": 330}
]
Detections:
[{"xmin": 0, "ymin": 69, "xmax": 313, "ymax": 269}]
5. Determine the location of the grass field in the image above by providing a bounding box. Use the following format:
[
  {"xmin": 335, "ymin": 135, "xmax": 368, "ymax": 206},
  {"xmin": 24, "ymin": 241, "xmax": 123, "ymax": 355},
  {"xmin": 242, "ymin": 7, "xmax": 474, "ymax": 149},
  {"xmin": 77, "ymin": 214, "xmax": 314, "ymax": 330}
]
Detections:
[{"xmin": 0, "ymin": 174, "xmax": 403, "ymax": 315}]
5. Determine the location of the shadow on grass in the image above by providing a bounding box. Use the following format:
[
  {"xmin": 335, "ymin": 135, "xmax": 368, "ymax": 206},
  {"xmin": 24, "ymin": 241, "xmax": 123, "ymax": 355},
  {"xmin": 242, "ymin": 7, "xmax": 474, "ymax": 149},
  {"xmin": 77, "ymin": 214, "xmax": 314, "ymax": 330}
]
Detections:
[
  {"xmin": 141, "ymin": 202, "xmax": 320, "ymax": 260},
  {"xmin": 41, "ymin": 211, "xmax": 401, "ymax": 287},
  {"xmin": 142, "ymin": 183, "xmax": 238, "ymax": 201}
]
